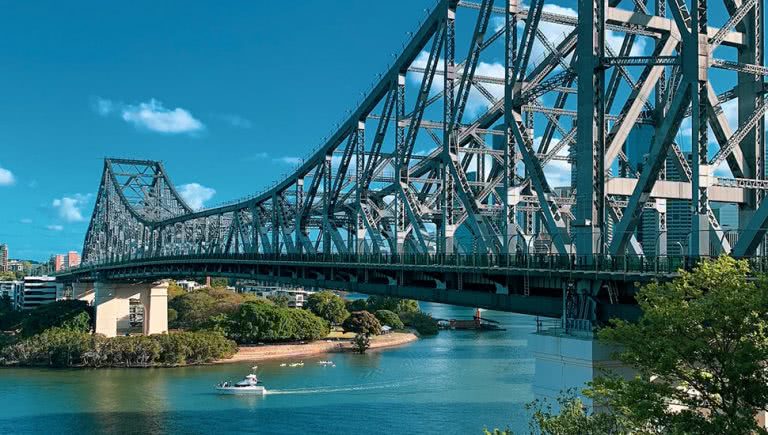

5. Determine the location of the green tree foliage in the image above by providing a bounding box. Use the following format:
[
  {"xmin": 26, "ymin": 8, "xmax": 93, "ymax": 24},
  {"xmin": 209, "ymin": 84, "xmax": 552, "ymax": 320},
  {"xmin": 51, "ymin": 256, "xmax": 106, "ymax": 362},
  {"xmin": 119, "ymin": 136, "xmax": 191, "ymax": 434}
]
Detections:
[
  {"xmin": 21, "ymin": 300, "xmax": 93, "ymax": 336},
  {"xmin": 399, "ymin": 311, "xmax": 439, "ymax": 336},
  {"xmin": 525, "ymin": 257, "xmax": 768, "ymax": 434},
  {"xmin": 342, "ymin": 311, "xmax": 382, "ymax": 336},
  {"xmin": 364, "ymin": 296, "xmax": 420, "ymax": 315},
  {"xmin": 306, "ymin": 291, "xmax": 349, "ymax": 325},
  {"xmin": 352, "ymin": 333, "xmax": 370, "ymax": 354},
  {"xmin": 268, "ymin": 294, "xmax": 291, "ymax": 308},
  {"xmin": 374, "ymin": 310, "xmax": 404, "ymax": 329},
  {"xmin": 167, "ymin": 281, "xmax": 186, "ymax": 300},
  {"xmin": 225, "ymin": 301, "xmax": 329, "ymax": 344},
  {"xmin": 167, "ymin": 308, "xmax": 178, "ymax": 325},
  {"xmin": 346, "ymin": 299, "xmax": 368, "ymax": 312},
  {"xmin": 169, "ymin": 286, "xmax": 268, "ymax": 330},
  {"xmin": 0, "ymin": 272, "xmax": 16, "ymax": 281},
  {"xmin": 210, "ymin": 277, "xmax": 229, "ymax": 288},
  {"xmin": 1, "ymin": 329, "xmax": 236, "ymax": 368}
]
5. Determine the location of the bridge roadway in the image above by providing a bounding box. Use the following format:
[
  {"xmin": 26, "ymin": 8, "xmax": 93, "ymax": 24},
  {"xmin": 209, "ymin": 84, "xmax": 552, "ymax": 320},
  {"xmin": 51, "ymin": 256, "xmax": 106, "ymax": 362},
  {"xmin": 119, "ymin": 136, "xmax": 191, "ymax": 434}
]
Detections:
[{"xmin": 55, "ymin": 253, "xmax": 755, "ymax": 323}]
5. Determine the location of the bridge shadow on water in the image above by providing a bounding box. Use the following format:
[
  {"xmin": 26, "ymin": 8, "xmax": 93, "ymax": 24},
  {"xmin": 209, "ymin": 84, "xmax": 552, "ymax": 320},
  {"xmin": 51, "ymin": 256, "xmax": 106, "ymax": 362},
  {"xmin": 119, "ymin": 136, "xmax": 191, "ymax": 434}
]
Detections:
[{"xmin": 0, "ymin": 402, "xmax": 529, "ymax": 435}]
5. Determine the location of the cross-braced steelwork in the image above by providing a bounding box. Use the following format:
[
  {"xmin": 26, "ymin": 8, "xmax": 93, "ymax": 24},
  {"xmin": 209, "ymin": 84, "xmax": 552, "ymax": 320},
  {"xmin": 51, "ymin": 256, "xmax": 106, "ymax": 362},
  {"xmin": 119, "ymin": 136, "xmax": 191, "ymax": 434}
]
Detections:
[{"xmin": 74, "ymin": 0, "xmax": 767, "ymax": 322}]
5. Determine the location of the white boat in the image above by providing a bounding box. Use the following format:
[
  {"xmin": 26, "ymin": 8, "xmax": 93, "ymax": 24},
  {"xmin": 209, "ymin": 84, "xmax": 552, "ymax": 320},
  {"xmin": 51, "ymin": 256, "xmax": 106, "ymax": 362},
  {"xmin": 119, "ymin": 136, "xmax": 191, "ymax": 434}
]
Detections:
[
  {"xmin": 317, "ymin": 360, "xmax": 334, "ymax": 366},
  {"xmin": 288, "ymin": 362, "xmax": 304, "ymax": 367},
  {"xmin": 216, "ymin": 374, "xmax": 267, "ymax": 395}
]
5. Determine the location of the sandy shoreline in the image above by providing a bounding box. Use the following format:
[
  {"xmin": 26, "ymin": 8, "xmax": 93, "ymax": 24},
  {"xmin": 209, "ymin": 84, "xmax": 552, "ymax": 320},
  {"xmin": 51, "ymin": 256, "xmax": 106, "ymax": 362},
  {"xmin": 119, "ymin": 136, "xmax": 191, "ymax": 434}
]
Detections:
[{"xmin": 215, "ymin": 331, "xmax": 418, "ymax": 364}]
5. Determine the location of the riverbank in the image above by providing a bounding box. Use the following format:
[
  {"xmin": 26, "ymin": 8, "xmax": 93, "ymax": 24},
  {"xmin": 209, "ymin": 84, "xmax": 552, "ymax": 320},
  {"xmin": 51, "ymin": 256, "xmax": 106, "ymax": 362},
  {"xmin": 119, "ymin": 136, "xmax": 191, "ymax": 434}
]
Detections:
[{"xmin": 216, "ymin": 331, "xmax": 418, "ymax": 364}]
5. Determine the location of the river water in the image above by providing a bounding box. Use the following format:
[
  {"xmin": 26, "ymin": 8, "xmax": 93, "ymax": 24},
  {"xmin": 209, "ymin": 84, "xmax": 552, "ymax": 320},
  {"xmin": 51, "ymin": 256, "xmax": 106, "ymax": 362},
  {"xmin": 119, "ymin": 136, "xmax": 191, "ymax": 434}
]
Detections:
[{"xmin": 0, "ymin": 303, "xmax": 537, "ymax": 434}]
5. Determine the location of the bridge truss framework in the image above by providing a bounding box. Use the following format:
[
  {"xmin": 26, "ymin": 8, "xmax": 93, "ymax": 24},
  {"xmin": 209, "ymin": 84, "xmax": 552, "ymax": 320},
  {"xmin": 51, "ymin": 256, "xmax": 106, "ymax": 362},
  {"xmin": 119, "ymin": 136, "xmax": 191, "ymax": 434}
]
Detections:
[{"xmin": 77, "ymin": 0, "xmax": 767, "ymax": 322}]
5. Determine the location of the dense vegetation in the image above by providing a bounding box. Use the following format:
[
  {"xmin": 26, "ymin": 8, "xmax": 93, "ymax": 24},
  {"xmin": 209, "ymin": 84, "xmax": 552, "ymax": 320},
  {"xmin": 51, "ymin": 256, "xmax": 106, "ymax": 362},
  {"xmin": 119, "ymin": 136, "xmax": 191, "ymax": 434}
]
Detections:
[
  {"xmin": 1, "ymin": 328, "xmax": 236, "ymax": 368},
  {"xmin": 213, "ymin": 301, "xmax": 329, "ymax": 343},
  {"xmin": 169, "ymin": 286, "xmax": 266, "ymax": 330}
]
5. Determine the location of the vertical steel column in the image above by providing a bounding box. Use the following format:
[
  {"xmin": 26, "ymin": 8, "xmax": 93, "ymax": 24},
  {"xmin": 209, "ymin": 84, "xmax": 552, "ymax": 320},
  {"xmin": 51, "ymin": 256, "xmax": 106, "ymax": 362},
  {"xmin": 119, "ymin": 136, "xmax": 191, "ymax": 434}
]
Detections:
[
  {"xmin": 441, "ymin": 2, "xmax": 457, "ymax": 254},
  {"xmin": 690, "ymin": 0, "xmax": 710, "ymax": 257},
  {"xmin": 503, "ymin": 0, "xmax": 519, "ymax": 255},
  {"xmin": 355, "ymin": 120, "xmax": 366, "ymax": 254},
  {"xmin": 272, "ymin": 194, "xmax": 279, "ymax": 255},
  {"xmin": 322, "ymin": 154, "xmax": 332, "ymax": 255},
  {"xmin": 395, "ymin": 73, "xmax": 407, "ymax": 254},
  {"xmin": 295, "ymin": 178, "xmax": 303, "ymax": 253},
  {"xmin": 736, "ymin": 0, "xmax": 765, "ymax": 255},
  {"xmin": 574, "ymin": 0, "xmax": 606, "ymax": 257}
]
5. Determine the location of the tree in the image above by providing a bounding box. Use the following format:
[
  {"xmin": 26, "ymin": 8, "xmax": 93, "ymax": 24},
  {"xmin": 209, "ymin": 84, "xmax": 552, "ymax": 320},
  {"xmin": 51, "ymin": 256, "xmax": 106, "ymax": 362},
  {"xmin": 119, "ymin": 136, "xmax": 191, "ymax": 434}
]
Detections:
[
  {"xmin": 527, "ymin": 257, "xmax": 768, "ymax": 434},
  {"xmin": 399, "ymin": 311, "xmax": 439, "ymax": 336},
  {"xmin": 210, "ymin": 277, "xmax": 229, "ymax": 288},
  {"xmin": 352, "ymin": 333, "xmax": 370, "ymax": 354},
  {"xmin": 21, "ymin": 300, "xmax": 93, "ymax": 336},
  {"xmin": 169, "ymin": 286, "xmax": 268, "ymax": 330},
  {"xmin": 0, "ymin": 272, "xmax": 16, "ymax": 281},
  {"xmin": 342, "ymin": 311, "xmax": 381, "ymax": 336},
  {"xmin": 306, "ymin": 291, "xmax": 349, "ymax": 325},
  {"xmin": 346, "ymin": 298, "xmax": 368, "ymax": 312},
  {"xmin": 226, "ymin": 301, "xmax": 328, "ymax": 344},
  {"xmin": 374, "ymin": 310, "xmax": 404, "ymax": 329},
  {"xmin": 167, "ymin": 281, "xmax": 186, "ymax": 300},
  {"xmin": 396, "ymin": 299, "xmax": 420, "ymax": 315},
  {"xmin": 268, "ymin": 294, "xmax": 291, "ymax": 308}
]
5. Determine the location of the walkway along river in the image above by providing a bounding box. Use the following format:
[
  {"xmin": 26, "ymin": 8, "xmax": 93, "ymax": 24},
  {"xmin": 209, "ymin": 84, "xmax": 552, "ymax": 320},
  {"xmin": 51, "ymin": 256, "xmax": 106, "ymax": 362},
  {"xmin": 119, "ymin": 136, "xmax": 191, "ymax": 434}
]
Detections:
[{"xmin": 0, "ymin": 302, "xmax": 537, "ymax": 434}]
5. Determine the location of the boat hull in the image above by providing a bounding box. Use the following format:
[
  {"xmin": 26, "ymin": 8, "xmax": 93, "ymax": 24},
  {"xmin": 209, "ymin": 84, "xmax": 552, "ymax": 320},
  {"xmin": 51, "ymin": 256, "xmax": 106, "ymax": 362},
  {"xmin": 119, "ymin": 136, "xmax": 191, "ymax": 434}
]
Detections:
[{"xmin": 215, "ymin": 386, "xmax": 267, "ymax": 395}]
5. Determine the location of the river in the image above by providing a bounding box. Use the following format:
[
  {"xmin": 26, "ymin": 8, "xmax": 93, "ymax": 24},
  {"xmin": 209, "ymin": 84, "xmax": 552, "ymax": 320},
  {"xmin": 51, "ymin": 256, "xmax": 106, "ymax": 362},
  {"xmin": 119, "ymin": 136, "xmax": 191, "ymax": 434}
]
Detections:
[{"xmin": 0, "ymin": 303, "xmax": 537, "ymax": 434}]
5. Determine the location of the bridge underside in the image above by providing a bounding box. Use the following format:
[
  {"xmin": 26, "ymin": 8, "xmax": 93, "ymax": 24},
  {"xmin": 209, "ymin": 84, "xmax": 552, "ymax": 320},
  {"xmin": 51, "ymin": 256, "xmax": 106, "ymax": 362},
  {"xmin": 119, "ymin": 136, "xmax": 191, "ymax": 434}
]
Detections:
[{"xmin": 56, "ymin": 254, "xmax": 675, "ymax": 321}]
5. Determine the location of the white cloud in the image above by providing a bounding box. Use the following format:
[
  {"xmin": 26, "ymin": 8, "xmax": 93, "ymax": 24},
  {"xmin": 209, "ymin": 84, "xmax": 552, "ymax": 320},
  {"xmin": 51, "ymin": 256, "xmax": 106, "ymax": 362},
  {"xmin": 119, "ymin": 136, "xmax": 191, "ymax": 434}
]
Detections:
[
  {"xmin": 52, "ymin": 194, "xmax": 91, "ymax": 222},
  {"xmin": 0, "ymin": 165, "xmax": 15, "ymax": 186},
  {"xmin": 95, "ymin": 97, "xmax": 204, "ymax": 135},
  {"xmin": 178, "ymin": 183, "xmax": 216, "ymax": 210},
  {"xmin": 273, "ymin": 156, "xmax": 302, "ymax": 165},
  {"xmin": 537, "ymin": 137, "xmax": 572, "ymax": 187},
  {"xmin": 46, "ymin": 225, "xmax": 64, "ymax": 231}
]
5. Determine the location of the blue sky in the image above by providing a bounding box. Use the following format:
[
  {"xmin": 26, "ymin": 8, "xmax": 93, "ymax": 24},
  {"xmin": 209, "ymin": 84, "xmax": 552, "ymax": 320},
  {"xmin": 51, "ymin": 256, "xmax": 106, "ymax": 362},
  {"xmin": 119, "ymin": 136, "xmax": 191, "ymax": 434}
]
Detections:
[
  {"xmin": 0, "ymin": 1, "xmax": 761, "ymax": 260},
  {"xmin": 0, "ymin": 0, "xmax": 435, "ymax": 260}
]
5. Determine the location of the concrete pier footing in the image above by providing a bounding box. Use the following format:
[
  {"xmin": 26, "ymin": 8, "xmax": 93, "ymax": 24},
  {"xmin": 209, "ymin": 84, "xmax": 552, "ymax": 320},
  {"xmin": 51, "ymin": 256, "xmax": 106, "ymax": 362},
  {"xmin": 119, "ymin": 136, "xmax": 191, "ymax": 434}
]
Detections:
[{"xmin": 94, "ymin": 281, "xmax": 169, "ymax": 337}]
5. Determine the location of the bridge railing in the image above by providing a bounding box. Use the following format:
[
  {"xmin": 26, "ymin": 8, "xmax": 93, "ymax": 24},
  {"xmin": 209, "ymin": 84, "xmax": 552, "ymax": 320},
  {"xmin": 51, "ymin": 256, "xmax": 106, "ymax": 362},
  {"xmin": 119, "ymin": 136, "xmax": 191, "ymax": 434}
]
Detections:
[{"xmin": 77, "ymin": 252, "xmax": 768, "ymax": 276}]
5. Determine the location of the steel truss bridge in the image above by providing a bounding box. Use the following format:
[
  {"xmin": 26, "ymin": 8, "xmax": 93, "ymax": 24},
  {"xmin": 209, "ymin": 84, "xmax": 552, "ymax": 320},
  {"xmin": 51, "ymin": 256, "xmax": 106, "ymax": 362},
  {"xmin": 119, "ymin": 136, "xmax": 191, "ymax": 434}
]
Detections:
[{"xmin": 60, "ymin": 0, "xmax": 767, "ymax": 324}]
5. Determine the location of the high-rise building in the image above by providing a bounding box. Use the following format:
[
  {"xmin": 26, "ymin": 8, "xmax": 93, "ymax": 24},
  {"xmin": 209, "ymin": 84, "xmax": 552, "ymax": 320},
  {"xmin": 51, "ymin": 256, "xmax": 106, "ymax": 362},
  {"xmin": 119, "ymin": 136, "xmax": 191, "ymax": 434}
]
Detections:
[
  {"xmin": 0, "ymin": 244, "xmax": 8, "ymax": 272},
  {"xmin": 665, "ymin": 151, "xmax": 693, "ymax": 255},
  {"xmin": 53, "ymin": 251, "xmax": 81, "ymax": 272},
  {"xmin": 20, "ymin": 276, "xmax": 60, "ymax": 310}
]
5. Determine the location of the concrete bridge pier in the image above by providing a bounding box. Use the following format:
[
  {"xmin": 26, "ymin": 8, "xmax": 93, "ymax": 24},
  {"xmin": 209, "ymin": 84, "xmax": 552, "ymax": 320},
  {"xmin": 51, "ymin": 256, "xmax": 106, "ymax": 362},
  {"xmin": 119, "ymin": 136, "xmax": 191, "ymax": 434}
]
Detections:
[
  {"xmin": 94, "ymin": 281, "xmax": 169, "ymax": 337},
  {"xmin": 531, "ymin": 327, "xmax": 632, "ymax": 409}
]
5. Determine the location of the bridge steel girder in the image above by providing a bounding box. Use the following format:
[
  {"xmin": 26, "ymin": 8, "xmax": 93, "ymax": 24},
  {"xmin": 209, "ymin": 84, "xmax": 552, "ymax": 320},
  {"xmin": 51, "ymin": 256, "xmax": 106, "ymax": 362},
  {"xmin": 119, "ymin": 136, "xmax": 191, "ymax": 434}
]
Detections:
[{"xmin": 76, "ymin": 0, "xmax": 767, "ymax": 321}]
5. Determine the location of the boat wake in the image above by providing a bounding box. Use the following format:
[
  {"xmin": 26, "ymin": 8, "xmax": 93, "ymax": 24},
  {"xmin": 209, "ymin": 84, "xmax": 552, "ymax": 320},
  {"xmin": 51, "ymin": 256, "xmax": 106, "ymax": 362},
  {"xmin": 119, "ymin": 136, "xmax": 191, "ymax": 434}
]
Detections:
[{"xmin": 266, "ymin": 378, "xmax": 419, "ymax": 396}]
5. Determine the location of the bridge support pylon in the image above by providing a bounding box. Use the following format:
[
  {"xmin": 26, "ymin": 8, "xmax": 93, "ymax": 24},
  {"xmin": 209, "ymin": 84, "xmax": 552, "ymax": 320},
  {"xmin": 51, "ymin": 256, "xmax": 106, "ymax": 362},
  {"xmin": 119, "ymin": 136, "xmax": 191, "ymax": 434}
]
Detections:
[{"xmin": 94, "ymin": 281, "xmax": 168, "ymax": 337}]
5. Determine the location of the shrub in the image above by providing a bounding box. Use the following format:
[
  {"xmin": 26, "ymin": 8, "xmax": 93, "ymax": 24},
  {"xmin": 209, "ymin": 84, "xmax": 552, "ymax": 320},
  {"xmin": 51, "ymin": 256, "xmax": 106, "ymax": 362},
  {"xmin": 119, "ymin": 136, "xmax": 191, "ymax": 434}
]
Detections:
[
  {"xmin": 374, "ymin": 310, "xmax": 404, "ymax": 329},
  {"xmin": 1, "ymin": 330, "xmax": 236, "ymax": 368},
  {"xmin": 399, "ymin": 311, "xmax": 438, "ymax": 336},
  {"xmin": 342, "ymin": 311, "xmax": 382, "ymax": 336},
  {"xmin": 20, "ymin": 300, "xmax": 93, "ymax": 336}
]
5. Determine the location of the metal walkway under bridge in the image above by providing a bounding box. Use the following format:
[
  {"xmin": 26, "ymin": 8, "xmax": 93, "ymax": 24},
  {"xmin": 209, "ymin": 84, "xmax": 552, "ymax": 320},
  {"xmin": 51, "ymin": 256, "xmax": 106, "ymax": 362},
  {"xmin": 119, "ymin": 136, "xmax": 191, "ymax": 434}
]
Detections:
[{"xmin": 58, "ymin": 0, "xmax": 768, "ymax": 326}]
